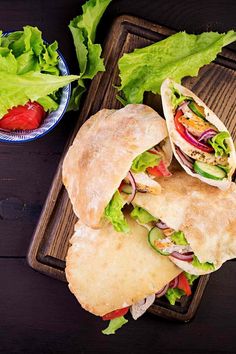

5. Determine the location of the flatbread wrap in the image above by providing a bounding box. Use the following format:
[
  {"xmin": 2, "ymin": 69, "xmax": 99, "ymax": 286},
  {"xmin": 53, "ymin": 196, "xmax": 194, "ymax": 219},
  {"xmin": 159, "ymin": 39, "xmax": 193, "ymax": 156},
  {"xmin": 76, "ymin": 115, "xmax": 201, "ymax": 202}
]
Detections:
[
  {"xmin": 65, "ymin": 214, "xmax": 183, "ymax": 331},
  {"xmin": 130, "ymin": 169, "xmax": 236, "ymax": 275},
  {"xmin": 161, "ymin": 78, "xmax": 236, "ymax": 190},
  {"xmin": 62, "ymin": 104, "xmax": 172, "ymax": 232}
]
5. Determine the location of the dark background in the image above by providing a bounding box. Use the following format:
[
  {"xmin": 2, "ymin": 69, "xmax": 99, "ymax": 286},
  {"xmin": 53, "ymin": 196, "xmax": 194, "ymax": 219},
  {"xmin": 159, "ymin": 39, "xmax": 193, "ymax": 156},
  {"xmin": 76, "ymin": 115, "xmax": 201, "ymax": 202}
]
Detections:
[{"xmin": 0, "ymin": 0, "xmax": 236, "ymax": 353}]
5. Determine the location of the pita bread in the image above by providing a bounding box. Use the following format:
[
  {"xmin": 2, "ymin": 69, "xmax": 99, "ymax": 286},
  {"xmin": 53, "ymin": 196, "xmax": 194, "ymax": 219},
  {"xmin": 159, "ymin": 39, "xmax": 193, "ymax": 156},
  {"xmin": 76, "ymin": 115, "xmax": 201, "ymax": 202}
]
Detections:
[
  {"xmin": 65, "ymin": 215, "xmax": 181, "ymax": 316},
  {"xmin": 161, "ymin": 78, "xmax": 236, "ymax": 190},
  {"xmin": 62, "ymin": 104, "xmax": 170, "ymax": 228},
  {"xmin": 132, "ymin": 169, "xmax": 236, "ymax": 275}
]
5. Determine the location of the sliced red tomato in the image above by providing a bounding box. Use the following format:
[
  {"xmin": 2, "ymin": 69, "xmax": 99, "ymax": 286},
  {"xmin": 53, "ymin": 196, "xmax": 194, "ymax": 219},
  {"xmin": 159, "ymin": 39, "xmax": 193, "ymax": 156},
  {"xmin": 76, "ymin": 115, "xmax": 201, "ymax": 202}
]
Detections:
[
  {"xmin": 102, "ymin": 307, "xmax": 129, "ymax": 320},
  {"xmin": 147, "ymin": 160, "xmax": 172, "ymax": 177},
  {"xmin": 0, "ymin": 101, "xmax": 46, "ymax": 131},
  {"xmin": 174, "ymin": 110, "xmax": 213, "ymax": 153},
  {"xmin": 177, "ymin": 273, "xmax": 191, "ymax": 296},
  {"xmin": 174, "ymin": 110, "xmax": 186, "ymax": 139}
]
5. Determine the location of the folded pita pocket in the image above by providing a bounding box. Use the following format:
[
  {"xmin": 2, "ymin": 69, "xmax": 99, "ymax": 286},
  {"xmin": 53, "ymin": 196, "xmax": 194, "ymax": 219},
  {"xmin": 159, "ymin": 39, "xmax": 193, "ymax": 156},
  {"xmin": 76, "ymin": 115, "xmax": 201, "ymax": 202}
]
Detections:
[
  {"xmin": 132, "ymin": 170, "xmax": 236, "ymax": 275},
  {"xmin": 63, "ymin": 104, "xmax": 171, "ymax": 229},
  {"xmin": 65, "ymin": 215, "xmax": 181, "ymax": 316},
  {"xmin": 161, "ymin": 78, "xmax": 236, "ymax": 190}
]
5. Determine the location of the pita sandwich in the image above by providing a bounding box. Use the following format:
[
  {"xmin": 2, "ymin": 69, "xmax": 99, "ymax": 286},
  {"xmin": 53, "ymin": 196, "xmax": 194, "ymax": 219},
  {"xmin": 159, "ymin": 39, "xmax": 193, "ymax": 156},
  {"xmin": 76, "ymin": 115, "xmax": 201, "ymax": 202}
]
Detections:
[
  {"xmin": 65, "ymin": 214, "xmax": 181, "ymax": 317},
  {"xmin": 161, "ymin": 78, "xmax": 236, "ymax": 190},
  {"xmin": 62, "ymin": 104, "xmax": 172, "ymax": 231},
  {"xmin": 131, "ymin": 168, "xmax": 236, "ymax": 275}
]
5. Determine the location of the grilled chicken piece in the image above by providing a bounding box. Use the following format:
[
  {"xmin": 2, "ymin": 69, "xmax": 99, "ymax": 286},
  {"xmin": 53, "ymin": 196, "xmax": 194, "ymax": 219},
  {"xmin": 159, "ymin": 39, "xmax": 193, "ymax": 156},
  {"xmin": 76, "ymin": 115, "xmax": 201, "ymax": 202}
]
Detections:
[
  {"xmin": 179, "ymin": 109, "xmax": 217, "ymax": 138},
  {"xmin": 128, "ymin": 172, "xmax": 161, "ymax": 194}
]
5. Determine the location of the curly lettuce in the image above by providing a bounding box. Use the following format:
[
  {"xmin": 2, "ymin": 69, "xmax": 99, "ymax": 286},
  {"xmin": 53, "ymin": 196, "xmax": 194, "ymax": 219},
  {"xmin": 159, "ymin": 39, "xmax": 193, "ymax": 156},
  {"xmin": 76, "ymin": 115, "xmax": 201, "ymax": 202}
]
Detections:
[
  {"xmin": 102, "ymin": 316, "xmax": 128, "ymax": 335},
  {"xmin": 130, "ymin": 206, "xmax": 157, "ymax": 224},
  {"xmin": 131, "ymin": 151, "xmax": 161, "ymax": 173},
  {"xmin": 0, "ymin": 26, "xmax": 79, "ymax": 116},
  {"xmin": 68, "ymin": 0, "xmax": 112, "ymax": 110},
  {"xmin": 192, "ymin": 255, "xmax": 215, "ymax": 271},
  {"xmin": 118, "ymin": 30, "xmax": 236, "ymax": 104},
  {"xmin": 104, "ymin": 191, "xmax": 129, "ymax": 233},
  {"xmin": 209, "ymin": 131, "xmax": 231, "ymax": 157},
  {"xmin": 171, "ymin": 231, "xmax": 188, "ymax": 246}
]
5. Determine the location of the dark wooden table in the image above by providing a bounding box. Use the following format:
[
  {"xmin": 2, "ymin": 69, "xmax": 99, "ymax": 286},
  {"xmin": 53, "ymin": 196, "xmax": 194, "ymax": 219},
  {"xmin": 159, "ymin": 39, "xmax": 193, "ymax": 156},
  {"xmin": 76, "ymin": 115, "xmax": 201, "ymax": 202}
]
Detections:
[{"xmin": 0, "ymin": 1, "xmax": 236, "ymax": 353}]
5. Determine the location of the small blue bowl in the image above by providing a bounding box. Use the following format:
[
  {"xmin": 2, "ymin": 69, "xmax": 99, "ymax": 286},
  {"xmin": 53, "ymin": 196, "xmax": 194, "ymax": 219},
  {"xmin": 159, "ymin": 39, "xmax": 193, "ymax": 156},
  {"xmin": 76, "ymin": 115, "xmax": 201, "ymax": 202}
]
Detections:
[{"xmin": 0, "ymin": 46, "xmax": 71, "ymax": 143}]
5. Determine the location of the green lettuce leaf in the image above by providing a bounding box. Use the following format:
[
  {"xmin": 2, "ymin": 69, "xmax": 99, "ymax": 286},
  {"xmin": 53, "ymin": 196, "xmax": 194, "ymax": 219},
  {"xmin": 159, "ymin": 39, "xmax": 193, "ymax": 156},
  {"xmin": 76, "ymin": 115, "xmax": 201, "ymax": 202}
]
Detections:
[
  {"xmin": 184, "ymin": 272, "xmax": 199, "ymax": 286},
  {"xmin": 209, "ymin": 131, "xmax": 231, "ymax": 157},
  {"xmin": 171, "ymin": 231, "xmax": 188, "ymax": 245},
  {"xmin": 165, "ymin": 288, "xmax": 185, "ymax": 305},
  {"xmin": 118, "ymin": 30, "xmax": 236, "ymax": 104},
  {"xmin": 102, "ymin": 316, "xmax": 128, "ymax": 335},
  {"xmin": 104, "ymin": 191, "xmax": 129, "ymax": 233},
  {"xmin": 0, "ymin": 71, "xmax": 79, "ymax": 116},
  {"xmin": 191, "ymin": 255, "xmax": 215, "ymax": 271},
  {"xmin": 0, "ymin": 25, "xmax": 75, "ymax": 115},
  {"xmin": 68, "ymin": 0, "xmax": 111, "ymax": 110},
  {"xmin": 130, "ymin": 206, "xmax": 157, "ymax": 224},
  {"xmin": 171, "ymin": 86, "xmax": 190, "ymax": 109},
  {"xmin": 131, "ymin": 151, "xmax": 161, "ymax": 173},
  {"xmin": 67, "ymin": 79, "xmax": 86, "ymax": 111}
]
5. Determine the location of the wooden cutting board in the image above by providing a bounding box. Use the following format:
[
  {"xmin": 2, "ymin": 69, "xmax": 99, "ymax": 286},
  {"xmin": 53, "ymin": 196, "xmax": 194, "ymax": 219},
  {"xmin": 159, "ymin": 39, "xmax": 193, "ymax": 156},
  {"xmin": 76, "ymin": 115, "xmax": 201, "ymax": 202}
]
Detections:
[{"xmin": 27, "ymin": 15, "xmax": 236, "ymax": 321}]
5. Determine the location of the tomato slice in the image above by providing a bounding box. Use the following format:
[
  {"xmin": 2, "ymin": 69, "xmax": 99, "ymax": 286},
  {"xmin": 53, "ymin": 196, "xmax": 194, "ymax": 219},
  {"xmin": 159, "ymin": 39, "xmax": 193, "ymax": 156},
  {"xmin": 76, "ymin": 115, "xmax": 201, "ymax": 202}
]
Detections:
[
  {"xmin": 174, "ymin": 110, "xmax": 187, "ymax": 139},
  {"xmin": 102, "ymin": 307, "xmax": 129, "ymax": 320},
  {"xmin": 0, "ymin": 101, "xmax": 46, "ymax": 131},
  {"xmin": 147, "ymin": 160, "xmax": 172, "ymax": 177},
  {"xmin": 177, "ymin": 273, "xmax": 191, "ymax": 296}
]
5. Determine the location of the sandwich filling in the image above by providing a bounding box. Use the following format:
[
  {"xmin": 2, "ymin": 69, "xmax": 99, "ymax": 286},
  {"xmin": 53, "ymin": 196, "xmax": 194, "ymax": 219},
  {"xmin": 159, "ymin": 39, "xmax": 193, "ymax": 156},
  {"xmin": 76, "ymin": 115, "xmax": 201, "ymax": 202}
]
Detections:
[
  {"xmin": 130, "ymin": 206, "xmax": 215, "ymax": 272},
  {"xmin": 102, "ymin": 271, "xmax": 198, "ymax": 335},
  {"xmin": 104, "ymin": 142, "xmax": 171, "ymax": 232},
  {"xmin": 171, "ymin": 86, "xmax": 232, "ymax": 181}
]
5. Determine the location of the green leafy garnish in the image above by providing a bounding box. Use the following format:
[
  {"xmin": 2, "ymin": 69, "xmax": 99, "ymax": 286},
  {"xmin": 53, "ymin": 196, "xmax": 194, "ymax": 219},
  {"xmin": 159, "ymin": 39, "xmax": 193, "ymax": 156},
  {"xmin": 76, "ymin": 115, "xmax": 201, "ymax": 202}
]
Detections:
[
  {"xmin": 184, "ymin": 272, "xmax": 199, "ymax": 286},
  {"xmin": 0, "ymin": 26, "xmax": 79, "ymax": 115},
  {"xmin": 130, "ymin": 206, "xmax": 157, "ymax": 224},
  {"xmin": 68, "ymin": 0, "xmax": 112, "ymax": 110},
  {"xmin": 118, "ymin": 30, "xmax": 236, "ymax": 104},
  {"xmin": 102, "ymin": 316, "xmax": 128, "ymax": 335},
  {"xmin": 104, "ymin": 191, "xmax": 129, "ymax": 233},
  {"xmin": 165, "ymin": 288, "xmax": 185, "ymax": 305},
  {"xmin": 171, "ymin": 87, "xmax": 190, "ymax": 109},
  {"xmin": 171, "ymin": 231, "xmax": 189, "ymax": 245},
  {"xmin": 209, "ymin": 131, "xmax": 231, "ymax": 157},
  {"xmin": 192, "ymin": 255, "xmax": 215, "ymax": 271},
  {"xmin": 131, "ymin": 151, "xmax": 161, "ymax": 173}
]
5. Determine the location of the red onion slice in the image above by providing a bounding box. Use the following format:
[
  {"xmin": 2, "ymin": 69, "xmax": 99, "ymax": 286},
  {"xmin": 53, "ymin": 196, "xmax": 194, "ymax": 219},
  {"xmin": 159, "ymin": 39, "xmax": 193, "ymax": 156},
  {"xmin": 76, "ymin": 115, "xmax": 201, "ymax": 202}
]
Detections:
[
  {"xmin": 155, "ymin": 283, "xmax": 169, "ymax": 298},
  {"xmin": 177, "ymin": 101, "xmax": 188, "ymax": 112},
  {"xmin": 175, "ymin": 146, "xmax": 194, "ymax": 170},
  {"xmin": 169, "ymin": 276, "xmax": 179, "ymax": 289},
  {"xmin": 130, "ymin": 294, "xmax": 155, "ymax": 320},
  {"xmin": 126, "ymin": 171, "xmax": 136, "ymax": 204},
  {"xmin": 155, "ymin": 220, "xmax": 169, "ymax": 229},
  {"xmin": 184, "ymin": 128, "xmax": 214, "ymax": 152},
  {"xmin": 198, "ymin": 128, "xmax": 217, "ymax": 142},
  {"xmin": 171, "ymin": 251, "xmax": 194, "ymax": 262}
]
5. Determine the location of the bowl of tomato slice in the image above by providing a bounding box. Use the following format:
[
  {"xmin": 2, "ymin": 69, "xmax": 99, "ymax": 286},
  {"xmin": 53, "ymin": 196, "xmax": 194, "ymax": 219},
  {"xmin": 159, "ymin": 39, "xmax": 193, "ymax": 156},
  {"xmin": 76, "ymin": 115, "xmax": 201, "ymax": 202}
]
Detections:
[{"xmin": 0, "ymin": 28, "xmax": 72, "ymax": 143}]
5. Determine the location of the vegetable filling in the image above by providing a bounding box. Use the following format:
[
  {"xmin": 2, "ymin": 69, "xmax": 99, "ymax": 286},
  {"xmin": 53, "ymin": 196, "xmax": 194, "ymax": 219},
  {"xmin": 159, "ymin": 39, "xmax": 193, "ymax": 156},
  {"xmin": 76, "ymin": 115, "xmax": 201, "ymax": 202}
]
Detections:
[
  {"xmin": 172, "ymin": 87, "xmax": 231, "ymax": 181},
  {"xmin": 131, "ymin": 206, "xmax": 215, "ymax": 271}
]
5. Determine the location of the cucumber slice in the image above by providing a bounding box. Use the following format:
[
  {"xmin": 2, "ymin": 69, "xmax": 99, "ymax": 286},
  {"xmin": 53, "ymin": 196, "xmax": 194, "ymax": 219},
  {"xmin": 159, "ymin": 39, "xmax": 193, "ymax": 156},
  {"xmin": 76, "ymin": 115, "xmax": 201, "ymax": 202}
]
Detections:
[
  {"xmin": 148, "ymin": 227, "xmax": 170, "ymax": 255},
  {"xmin": 188, "ymin": 101, "xmax": 205, "ymax": 119},
  {"xmin": 121, "ymin": 184, "xmax": 133, "ymax": 194},
  {"xmin": 193, "ymin": 161, "xmax": 226, "ymax": 180}
]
